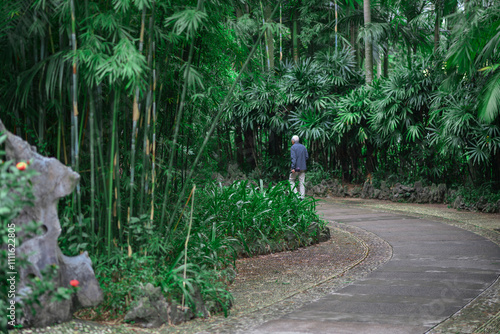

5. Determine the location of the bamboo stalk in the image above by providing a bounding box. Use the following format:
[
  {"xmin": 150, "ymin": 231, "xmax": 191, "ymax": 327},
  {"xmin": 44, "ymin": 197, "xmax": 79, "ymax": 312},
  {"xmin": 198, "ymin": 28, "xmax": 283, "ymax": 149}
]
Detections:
[
  {"xmin": 182, "ymin": 185, "xmax": 196, "ymax": 310},
  {"xmin": 115, "ymin": 124, "xmax": 123, "ymax": 246},
  {"xmin": 150, "ymin": 39, "xmax": 157, "ymax": 223},
  {"xmin": 335, "ymin": 0, "xmax": 338, "ymax": 53},
  {"xmin": 260, "ymin": 1, "xmax": 271, "ymax": 70},
  {"xmin": 280, "ymin": 3, "xmax": 282, "ymax": 62},
  {"xmin": 128, "ymin": 6, "xmax": 147, "ymax": 229},
  {"xmin": 107, "ymin": 94, "xmax": 119, "ymax": 258},
  {"xmin": 89, "ymin": 90, "xmax": 96, "ymax": 252},
  {"xmin": 69, "ymin": 0, "xmax": 83, "ymax": 241}
]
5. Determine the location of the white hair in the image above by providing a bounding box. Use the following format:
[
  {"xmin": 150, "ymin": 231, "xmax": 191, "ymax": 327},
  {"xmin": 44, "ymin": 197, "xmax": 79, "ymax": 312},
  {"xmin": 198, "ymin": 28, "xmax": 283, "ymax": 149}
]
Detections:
[{"xmin": 292, "ymin": 135, "xmax": 300, "ymax": 143}]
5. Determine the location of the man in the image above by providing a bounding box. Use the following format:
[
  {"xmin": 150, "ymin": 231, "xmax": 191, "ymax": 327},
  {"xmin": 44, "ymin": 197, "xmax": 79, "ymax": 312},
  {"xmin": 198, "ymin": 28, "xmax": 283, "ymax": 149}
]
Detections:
[{"xmin": 289, "ymin": 135, "xmax": 309, "ymax": 199}]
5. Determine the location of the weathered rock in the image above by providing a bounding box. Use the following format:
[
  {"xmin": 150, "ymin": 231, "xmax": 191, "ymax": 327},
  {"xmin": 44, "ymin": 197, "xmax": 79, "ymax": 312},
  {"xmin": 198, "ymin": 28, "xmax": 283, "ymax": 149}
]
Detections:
[
  {"xmin": 348, "ymin": 186, "xmax": 362, "ymax": 197},
  {"xmin": 391, "ymin": 183, "xmax": 414, "ymax": 201},
  {"xmin": 361, "ymin": 181, "xmax": 374, "ymax": 199},
  {"xmin": 303, "ymin": 222, "xmax": 330, "ymax": 245},
  {"xmin": 169, "ymin": 301, "xmax": 194, "ymax": 325},
  {"xmin": 453, "ymin": 195, "xmax": 465, "ymax": 210},
  {"xmin": 416, "ymin": 186, "xmax": 432, "ymax": 203},
  {"xmin": 379, "ymin": 181, "xmax": 391, "ymax": 200},
  {"xmin": 482, "ymin": 202, "xmax": 498, "ymax": 213},
  {"xmin": 310, "ymin": 183, "xmax": 328, "ymax": 197},
  {"xmin": 475, "ymin": 196, "xmax": 488, "ymax": 212},
  {"xmin": 414, "ymin": 181, "xmax": 423, "ymax": 192},
  {"xmin": 319, "ymin": 226, "xmax": 331, "ymax": 243},
  {"xmin": 124, "ymin": 283, "xmax": 170, "ymax": 328},
  {"xmin": 0, "ymin": 120, "xmax": 103, "ymax": 328},
  {"xmin": 226, "ymin": 163, "xmax": 247, "ymax": 185},
  {"xmin": 330, "ymin": 179, "xmax": 345, "ymax": 197},
  {"xmin": 437, "ymin": 184, "xmax": 447, "ymax": 203}
]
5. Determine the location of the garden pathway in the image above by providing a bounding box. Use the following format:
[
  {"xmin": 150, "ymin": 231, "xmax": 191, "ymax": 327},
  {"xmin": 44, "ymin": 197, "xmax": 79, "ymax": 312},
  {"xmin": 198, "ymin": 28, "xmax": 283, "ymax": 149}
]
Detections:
[{"xmin": 249, "ymin": 202, "xmax": 500, "ymax": 334}]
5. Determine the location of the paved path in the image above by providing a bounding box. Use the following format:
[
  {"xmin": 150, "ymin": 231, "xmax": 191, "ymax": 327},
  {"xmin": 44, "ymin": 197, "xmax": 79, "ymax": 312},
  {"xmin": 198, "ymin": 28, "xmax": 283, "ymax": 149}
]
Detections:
[{"xmin": 250, "ymin": 202, "xmax": 500, "ymax": 334}]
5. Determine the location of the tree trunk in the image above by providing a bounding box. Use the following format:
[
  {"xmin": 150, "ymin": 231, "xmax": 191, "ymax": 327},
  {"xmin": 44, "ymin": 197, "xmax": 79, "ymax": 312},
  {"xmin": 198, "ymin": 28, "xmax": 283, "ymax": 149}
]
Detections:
[
  {"xmin": 383, "ymin": 42, "xmax": 389, "ymax": 77},
  {"xmin": 364, "ymin": 0, "xmax": 373, "ymax": 84},
  {"xmin": 365, "ymin": 142, "xmax": 376, "ymax": 174},
  {"xmin": 350, "ymin": 19, "xmax": 357, "ymax": 65},
  {"xmin": 434, "ymin": 0, "xmax": 441, "ymax": 52},
  {"xmin": 243, "ymin": 128, "xmax": 257, "ymax": 170},
  {"xmin": 376, "ymin": 45, "xmax": 382, "ymax": 79},
  {"xmin": 235, "ymin": 126, "xmax": 244, "ymax": 168},
  {"xmin": 264, "ymin": 4, "xmax": 274, "ymax": 69},
  {"xmin": 292, "ymin": 3, "xmax": 300, "ymax": 63}
]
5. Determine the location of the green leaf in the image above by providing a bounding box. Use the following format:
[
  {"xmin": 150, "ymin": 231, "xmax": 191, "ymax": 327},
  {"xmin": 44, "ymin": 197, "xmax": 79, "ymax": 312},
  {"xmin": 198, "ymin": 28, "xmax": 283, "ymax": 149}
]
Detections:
[{"xmin": 165, "ymin": 9, "xmax": 208, "ymax": 40}]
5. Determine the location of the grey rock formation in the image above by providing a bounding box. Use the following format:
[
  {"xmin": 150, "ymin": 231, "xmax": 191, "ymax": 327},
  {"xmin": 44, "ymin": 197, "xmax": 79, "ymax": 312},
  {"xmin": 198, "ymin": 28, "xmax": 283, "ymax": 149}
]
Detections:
[
  {"xmin": 348, "ymin": 186, "xmax": 362, "ymax": 198},
  {"xmin": 361, "ymin": 181, "xmax": 374, "ymax": 199},
  {"xmin": 0, "ymin": 120, "xmax": 102, "ymax": 328},
  {"xmin": 124, "ymin": 283, "xmax": 171, "ymax": 328},
  {"xmin": 379, "ymin": 181, "xmax": 391, "ymax": 200},
  {"xmin": 391, "ymin": 183, "xmax": 414, "ymax": 201}
]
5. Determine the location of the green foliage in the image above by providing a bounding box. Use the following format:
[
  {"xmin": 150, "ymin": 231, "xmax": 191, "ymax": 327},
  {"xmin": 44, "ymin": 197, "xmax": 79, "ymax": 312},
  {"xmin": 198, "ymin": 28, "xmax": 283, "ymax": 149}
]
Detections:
[
  {"xmin": 84, "ymin": 180, "xmax": 323, "ymax": 320},
  {"xmin": 447, "ymin": 183, "xmax": 500, "ymax": 209},
  {"xmin": 197, "ymin": 180, "xmax": 324, "ymax": 256},
  {"xmin": 306, "ymin": 161, "xmax": 331, "ymax": 186}
]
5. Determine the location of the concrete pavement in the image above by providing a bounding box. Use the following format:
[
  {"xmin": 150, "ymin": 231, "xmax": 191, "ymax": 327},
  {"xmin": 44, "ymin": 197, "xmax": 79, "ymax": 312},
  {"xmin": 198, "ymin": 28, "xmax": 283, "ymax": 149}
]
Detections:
[{"xmin": 250, "ymin": 202, "xmax": 500, "ymax": 334}]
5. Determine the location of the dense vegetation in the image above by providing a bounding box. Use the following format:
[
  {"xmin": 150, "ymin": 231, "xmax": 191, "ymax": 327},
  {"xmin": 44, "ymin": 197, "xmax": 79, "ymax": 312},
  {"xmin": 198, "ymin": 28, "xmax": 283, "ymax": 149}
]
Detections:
[{"xmin": 1, "ymin": 0, "xmax": 499, "ymax": 327}]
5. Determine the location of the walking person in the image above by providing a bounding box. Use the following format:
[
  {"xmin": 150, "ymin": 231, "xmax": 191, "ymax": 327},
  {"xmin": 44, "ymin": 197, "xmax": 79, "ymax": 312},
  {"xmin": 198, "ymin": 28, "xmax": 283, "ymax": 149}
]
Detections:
[{"xmin": 289, "ymin": 135, "xmax": 309, "ymax": 199}]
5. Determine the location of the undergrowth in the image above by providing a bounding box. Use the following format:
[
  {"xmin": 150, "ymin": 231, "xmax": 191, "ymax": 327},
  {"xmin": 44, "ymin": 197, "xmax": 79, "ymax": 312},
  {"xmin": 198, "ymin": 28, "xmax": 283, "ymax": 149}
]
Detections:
[{"xmin": 79, "ymin": 180, "xmax": 324, "ymax": 322}]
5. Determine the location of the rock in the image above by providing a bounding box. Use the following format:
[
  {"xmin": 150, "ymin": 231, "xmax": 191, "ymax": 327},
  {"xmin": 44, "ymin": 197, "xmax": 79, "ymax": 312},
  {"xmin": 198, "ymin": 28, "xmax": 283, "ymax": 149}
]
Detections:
[
  {"xmin": 124, "ymin": 283, "xmax": 170, "ymax": 328},
  {"xmin": 348, "ymin": 186, "xmax": 362, "ymax": 198},
  {"xmin": 379, "ymin": 181, "xmax": 391, "ymax": 200},
  {"xmin": 482, "ymin": 202, "xmax": 498, "ymax": 213},
  {"xmin": 169, "ymin": 301, "xmax": 194, "ymax": 325},
  {"xmin": 416, "ymin": 186, "xmax": 432, "ymax": 203},
  {"xmin": 0, "ymin": 120, "xmax": 103, "ymax": 328},
  {"xmin": 324, "ymin": 179, "xmax": 344, "ymax": 197},
  {"xmin": 373, "ymin": 189, "xmax": 381, "ymax": 199},
  {"xmin": 437, "ymin": 184, "xmax": 447, "ymax": 203},
  {"xmin": 192, "ymin": 286, "xmax": 209, "ymax": 318},
  {"xmin": 475, "ymin": 196, "xmax": 488, "ymax": 212},
  {"xmin": 311, "ymin": 184, "xmax": 328, "ymax": 197},
  {"xmin": 319, "ymin": 226, "xmax": 331, "ymax": 243},
  {"xmin": 391, "ymin": 183, "xmax": 414, "ymax": 201},
  {"xmin": 429, "ymin": 183, "xmax": 448, "ymax": 203},
  {"xmin": 211, "ymin": 172, "xmax": 224, "ymax": 184},
  {"xmin": 361, "ymin": 181, "xmax": 374, "ymax": 199},
  {"xmin": 306, "ymin": 222, "xmax": 331, "ymax": 244},
  {"xmin": 453, "ymin": 195, "xmax": 465, "ymax": 210},
  {"xmin": 380, "ymin": 181, "xmax": 389, "ymax": 192},
  {"xmin": 226, "ymin": 163, "xmax": 246, "ymax": 185},
  {"xmin": 414, "ymin": 181, "xmax": 423, "ymax": 192}
]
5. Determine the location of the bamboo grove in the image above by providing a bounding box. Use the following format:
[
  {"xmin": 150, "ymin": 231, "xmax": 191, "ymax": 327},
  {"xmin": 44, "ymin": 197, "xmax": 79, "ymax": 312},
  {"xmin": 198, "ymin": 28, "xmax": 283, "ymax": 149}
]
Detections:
[{"xmin": 1, "ymin": 0, "xmax": 500, "ymax": 307}]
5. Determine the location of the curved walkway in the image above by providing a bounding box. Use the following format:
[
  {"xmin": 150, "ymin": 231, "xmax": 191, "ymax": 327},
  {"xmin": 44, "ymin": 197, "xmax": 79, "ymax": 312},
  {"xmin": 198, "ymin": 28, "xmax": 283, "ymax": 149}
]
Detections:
[{"xmin": 250, "ymin": 201, "xmax": 500, "ymax": 334}]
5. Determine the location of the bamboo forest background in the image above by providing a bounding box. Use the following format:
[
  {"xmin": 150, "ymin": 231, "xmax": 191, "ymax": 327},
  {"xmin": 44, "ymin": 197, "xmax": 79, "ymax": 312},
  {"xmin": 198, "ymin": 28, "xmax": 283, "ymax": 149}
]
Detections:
[{"xmin": 1, "ymin": 0, "xmax": 500, "ymax": 318}]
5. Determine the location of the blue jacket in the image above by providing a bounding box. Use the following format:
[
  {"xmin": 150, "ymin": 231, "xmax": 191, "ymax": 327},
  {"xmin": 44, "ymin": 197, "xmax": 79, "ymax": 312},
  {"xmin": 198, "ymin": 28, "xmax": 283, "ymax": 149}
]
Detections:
[{"xmin": 291, "ymin": 143, "xmax": 309, "ymax": 171}]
